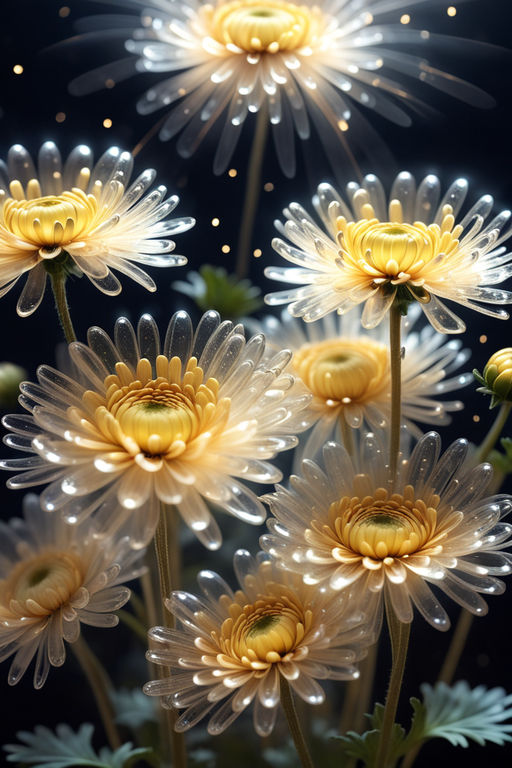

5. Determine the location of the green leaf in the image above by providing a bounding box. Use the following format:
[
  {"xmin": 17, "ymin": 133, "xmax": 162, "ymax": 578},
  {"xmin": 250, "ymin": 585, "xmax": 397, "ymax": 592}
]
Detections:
[
  {"xmin": 172, "ymin": 265, "xmax": 262, "ymax": 319},
  {"xmin": 4, "ymin": 723, "xmax": 153, "ymax": 768},
  {"xmin": 111, "ymin": 688, "xmax": 159, "ymax": 729},
  {"xmin": 337, "ymin": 703, "xmax": 406, "ymax": 767},
  {"xmin": 415, "ymin": 681, "xmax": 512, "ymax": 748}
]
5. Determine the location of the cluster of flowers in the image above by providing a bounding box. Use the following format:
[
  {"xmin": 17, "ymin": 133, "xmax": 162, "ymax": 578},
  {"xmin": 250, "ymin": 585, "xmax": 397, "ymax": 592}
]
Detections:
[{"xmin": 0, "ymin": 0, "xmax": 511, "ymax": 756}]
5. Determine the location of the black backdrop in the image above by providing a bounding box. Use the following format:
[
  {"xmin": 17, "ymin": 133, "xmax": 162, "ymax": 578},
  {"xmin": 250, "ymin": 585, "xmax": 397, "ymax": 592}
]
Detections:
[{"xmin": 0, "ymin": 1, "xmax": 511, "ymax": 766}]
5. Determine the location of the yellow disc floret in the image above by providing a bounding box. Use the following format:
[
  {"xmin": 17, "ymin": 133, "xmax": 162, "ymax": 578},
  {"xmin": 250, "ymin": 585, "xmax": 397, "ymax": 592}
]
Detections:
[
  {"xmin": 0, "ymin": 550, "xmax": 84, "ymax": 618},
  {"xmin": 293, "ymin": 338, "xmax": 389, "ymax": 404},
  {"xmin": 2, "ymin": 189, "xmax": 98, "ymax": 255},
  {"xmin": 207, "ymin": 0, "xmax": 319, "ymax": 53}
]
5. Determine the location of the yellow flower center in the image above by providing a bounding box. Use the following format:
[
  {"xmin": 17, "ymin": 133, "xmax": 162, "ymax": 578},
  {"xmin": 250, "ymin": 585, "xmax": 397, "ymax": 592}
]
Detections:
[
  {"xmin": 336, "ymin": 203, "xmax": 463, "ymax": 287},
  {"xmin": 0, "ymin": 550, "xmax": 84, "ymax": 618},
  {"xmin": 214, "ymin": 590, "xmax": 312, "ymax": 667},
  {"xmin": 309, "ymin": 485, "xmax": 447, "ymax": 564},
  {"xmin": 208, "ymin": 0, "xmax": 316, "ymax": 53},
  {"xmin": 2, "ymin": 189, "xmax": 98, "ymax": 255},
  {"xmin": 81, "ymin": 355, "xmax": 229, "ymax": 457},
  {"xmin": 292, "ymin": 338, "xmax": 388, "ymax": 403}
]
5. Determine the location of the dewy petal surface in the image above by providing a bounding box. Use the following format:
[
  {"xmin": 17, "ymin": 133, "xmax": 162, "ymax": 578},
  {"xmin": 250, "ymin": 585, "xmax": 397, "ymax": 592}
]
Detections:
[
  {"xmin": 1, "ymin": 312, "xmax": 311, "ymax": 549},
  {"xmin": 0, "ymin": 142, "xmax": 194, "ymax": 316},
  {"xmin": 144, "ymin": 550, "xmax": 370, "ymax": 734},
  {"xmin": 265, "ymin": 174, "xmax": 512, "ymax": 333},
  {"xmin": 261, "ymin": 432, "xmax": 512, "ymax": 632},
  {"xmin": 69, "ymin": 0, "xmax": 493, "ymax": 177}
]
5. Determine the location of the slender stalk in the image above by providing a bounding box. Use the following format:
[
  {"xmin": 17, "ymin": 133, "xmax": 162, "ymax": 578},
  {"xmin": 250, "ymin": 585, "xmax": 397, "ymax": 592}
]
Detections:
[
  {"xmin": 389, "ymin": 304, "xmax": 402, "ymax": 480},
  {"xmin": 340, "ymin": 417, "xmax": 355, "ymax": 458},
  {"xmin": 117, "ymin": 609, "xmax": 148, "ymax": 644},
  {"xmin": 235, "ymin": 106, "xmax": 268, "ymax": 279},
  {"xmin": 50, "ymin": 271, "xmax": 77, "ymax": 343},
  {"xmin": 437, "ymin": 608, "xmax": 474, "ymax": 685},
  {"xmin": 72, "ymin": 635, "xmax": 121, "ymax": 750},
  {"xmin": 132, "ymin": 114, "xmax": 168, "ymax": 158},
  {"xmin": 476, "ymin": 401, "xmax": 512, "ymax": 463},
  {"xmin": 153, "ymin": 504, "xmax": 187, "ymax": 768},
  {"xmin": 280, "ymin": 676, "xmax": 316, "ymax": 768},
  {"xmin": 339, "ymin": 640, "xmax": 379, "ymax": 737},
  {"xmin": 374, "ymin": 600, "xmax": 410, "ymax": 768}
]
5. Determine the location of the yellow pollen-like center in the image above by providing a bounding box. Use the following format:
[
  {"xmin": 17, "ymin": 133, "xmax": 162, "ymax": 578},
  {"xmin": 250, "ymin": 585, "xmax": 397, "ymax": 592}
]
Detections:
[
  {"xmin": 336, "ymin": 203, "xmax": 463, "ymax": 286},
  {"xmin": 311, "ymin": 485, "xmax": 445, "ymax": 562},
  {"xmin": 2, "ymin": 189, "xmax": 98, "ymax": 251},
  {"xmin": 209, "ymin": 0, "xmax": 315, "ymax": 52},
  {"xmin": 213, "ymin": 590, "xmax": 312, "ymax": 667},
  {"xmin": 293, "ymin": 338, "xmax": 389, "ymax": 403},
  {"xmin": 0, "ymin": 550, "xmax": 84, "ymax": 618},
  {"xmin": 81, "ymin": 355, "xmax": 228, "ymax": 457}
]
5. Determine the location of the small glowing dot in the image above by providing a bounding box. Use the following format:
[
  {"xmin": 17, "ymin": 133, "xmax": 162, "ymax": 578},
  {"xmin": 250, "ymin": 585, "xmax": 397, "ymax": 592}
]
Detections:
[
  {"xmin": 211, "ymin": 217, "xmax": 220, "ymax": 227},
  {"xmin": 479, "ymin": 334, "xmax": 487, "ymax": 343},
  {"xmin": 103, "ymin": 118, "xmax": 113, "ymax": 128},
  {"xmin": 400, "ymin": 14, "xmax": 410, "ymax": 24},
  {"xmin": 253, "ymin": 249, "xmax": 262, "ymax": 258},
  {"xmin": 105, "ymin": 78, "xmax": 115, "ymax": 89},
  {"xmin": 13, "ymin": 64, "xmax": 23, "ymax": 75},
  {"xmin": 264, "ymin": 182, "xmax": 274, "ymax": 192},
  {"xmin": 337, "ymin": 119, "xmax": 349, "ymax": 132},
  {"xmin": 59, "ymin": 6, "xmax": 70, "ymax": 17},
  {"xmin": 178, "ymin": 87, "xmax": 187, "ymax": 97},
  {"xmin": 420, "ymin": 29, "xmax": 430, "ymax": 39},
  {"xmin": 228, "ymin": 168, "xmax": 237, "ymax": 178},
  {"xmin": 473, "ymin": 414, "xmax": 480, "ymax": 423},
  {"xmin": 447, "ymin": 6, "xmax": 457, "ymax": 16},
  {"xmin": 52, "ymin": 171, "xmax": 62, "ymax": 180},
  {"xmin": 221, "ymin": 244, "xmax": 231, "ymax": 254},
  {"xmin": 55, "ymin": 112, "xmax": 66, "ymax": 123}
]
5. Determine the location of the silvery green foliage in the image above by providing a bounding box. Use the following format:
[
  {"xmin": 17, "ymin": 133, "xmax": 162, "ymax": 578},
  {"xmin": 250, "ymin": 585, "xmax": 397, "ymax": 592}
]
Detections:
[
  {"xmin": 3, "ymin": 723, "xmax": 152, "ymax": 768},
  {"xmin": 111, "ymin": 688, "xmax": 159, "ymax": 729},
  {"xmin": 173, "ymin": 265, "xmax": 262, "ymax": 320},
  {"xmin": 338, "ymin": 682, "xmax": 512, "ymax": 767},
  {"xmin": 418, "ymin": 681, "xmax": 512, "ymax": 747}
]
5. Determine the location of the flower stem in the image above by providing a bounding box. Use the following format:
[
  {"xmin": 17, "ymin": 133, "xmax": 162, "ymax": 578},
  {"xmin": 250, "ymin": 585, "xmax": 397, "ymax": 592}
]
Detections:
[
  {"xmin": 339, "ymin": 639, "xmax": 379, "ymax": 737},
  {"xmin": 235, "ymin": 105, "xmax": 268, "ymax": 279},
  {"xmin": 153, "ymin": 504, "xmax": 187, "ymax": 768},
  {"xmin": 50, "ymin": 271, "xmax": 77, "ymax": 343},
  {"xmin": 117, "ymin": 608, "xmax": 149, "ymax": 644},
  {"xmin": 389, "ymin": 303, "xmax": 402, "ymax": 480},
  {"xmin": 340, "ymin": 417, "xmax": 355, "ymax": 458},
  {"xmin": 71, "ymin": 635, "xmax": 121, "ymax": 750},
  {"xmin": 476, "ymin": 401, "xmax": 512, "ymax": 463},
  {"xmin": 374, "ymin": 600, "xmax": 410, "ymax": 768},
  {"xmin": 280, "ymin": 676, "xmax": 316, "ymax": 768}
]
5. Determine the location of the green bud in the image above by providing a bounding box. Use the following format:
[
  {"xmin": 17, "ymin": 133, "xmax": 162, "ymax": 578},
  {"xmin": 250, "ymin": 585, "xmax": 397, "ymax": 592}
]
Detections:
[
  {"xmin": 474, "ymin": 348, "xmax": 512, "ymax": 408},
  {"xmin": 0, "ymin": 362, "xmax": 26, "ymax": 408}
]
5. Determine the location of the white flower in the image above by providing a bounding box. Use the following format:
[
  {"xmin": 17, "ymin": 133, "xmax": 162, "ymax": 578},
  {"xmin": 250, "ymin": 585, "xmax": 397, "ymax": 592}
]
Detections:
[
  {"xmin": 265, "ymin": 174, "xmax": 512, "ymax": 332},
  {"xmin": 0, "ymin": 494, "xmax": 144, "ymax": 688},
  {"xmin": 0, "ymin": 142, "xmax": 194, "ymax": 316},
  {"xmin": 70, "ymin": 0, "xmax": 491, "ymax": 177}
]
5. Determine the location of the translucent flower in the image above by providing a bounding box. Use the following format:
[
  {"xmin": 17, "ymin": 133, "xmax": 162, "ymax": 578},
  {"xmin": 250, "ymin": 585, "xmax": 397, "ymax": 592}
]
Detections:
[
  {"xmin": 0, "ymin": 142, "xmax": 194, "ymax": 316},
  {"xmin": 69, "ymin": 0, "xmax": 491, "ymax": 178},
  {"xmin": 0, "ymin": 494, "xmax": 144, "ymax": 688},
  {"xmin": 265, "ymin": 174, "xmax": 512, "ymax": 332},
  {"xmin": 1, "ymin": 312, "xmax": 310, "ymax": 550},
  {"xmin": 254, "ymin": 306, "xmax": 471, "ymax": 459},
  {"xmin": 261, "ymin": 433, "xmax": 512, "ymax": 631},
  {"xmin": 143, "ymin": 550, "xmax": 368, "ymax": 736}
]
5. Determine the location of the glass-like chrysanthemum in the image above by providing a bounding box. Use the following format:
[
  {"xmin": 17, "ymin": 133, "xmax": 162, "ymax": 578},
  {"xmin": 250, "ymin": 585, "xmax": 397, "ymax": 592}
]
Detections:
[
  {"xmin": 144, "ymin": 550, "xmax": 368, "ymax": 735},
  {"xmin": 0, "ymin": 494, "xmax": 144, "ymax": 688},
  {"xmin": 265, "ymin": 174, "xmax": 512, "ymax": 332},
  {"xmin": 261, "ymin": 433, "xmax": 512, "ymax": 631},
  {"xmin": 70, "ymin": 1, "xmax": 491, "ymax": 177},
  {"xmin": 1, "ymin": 312, "xmax": 310, "ymax": 550},
  {"xmin": 255, "ymin": 306, "xmax": 471, "ymax": 459},
  {"xmin": 0, "ymin": 142, "xmax": 194, "ymax": 316}
]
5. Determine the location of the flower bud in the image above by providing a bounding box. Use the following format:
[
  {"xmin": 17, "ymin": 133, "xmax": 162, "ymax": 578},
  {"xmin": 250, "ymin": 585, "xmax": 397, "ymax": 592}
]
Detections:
[
  {"xmin": 474, "ymin": 348, "xmax": 512, "ymax": 408},
  {"xmin": 0, "ymin": 362, "xmax": 26, "ymax": 408}
]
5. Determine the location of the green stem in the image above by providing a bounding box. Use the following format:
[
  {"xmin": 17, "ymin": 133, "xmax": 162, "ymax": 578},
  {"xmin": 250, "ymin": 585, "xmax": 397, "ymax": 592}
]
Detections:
[
  {"xmin": 476, "ymin": 401, "xmax": 512, "ymax": 463},
  {"xmin": 374, "ymin": 600, "xmax": 410, "ymax": 768},
  {"xmin": 280, "ymin": 676, "xmax": 316, "ymax": 768},
  {"xmin": 117, "ymin": 609, "xmax": 148, "ymax": 644},
  {"xmin": 153, "ymin": 504, "xmax": 187, "ymax": 768},
  {"xmin": 50, "ymin": 271, "xmax": 77, "ymax": 343},
  {"xmin": 235, "ymin": 105, "xmax": 268, "ymax": 279},
  {"xmin": 340, "ymin": 416, "xmax": 355, "ymax": 458},
  {"xmin": 437, "ymin": 607, "xmax": 474, "ymax": 685},
  {"xmin": 72, "ymin": 636, "xmax": 121, "ymax": 750},
  {"xmin": 389, "ymin": 304, "xmax": 402, "ymax": 480},
  {"xmin": 339, "ymin": 639, "xmax": 379, "ymax": 738}
]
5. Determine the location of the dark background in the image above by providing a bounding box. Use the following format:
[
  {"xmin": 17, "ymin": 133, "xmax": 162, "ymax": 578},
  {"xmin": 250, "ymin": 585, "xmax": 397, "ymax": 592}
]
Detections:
[{"xmin": 0, "ymin": 0, "xmax": 511, "ymax": 766}]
